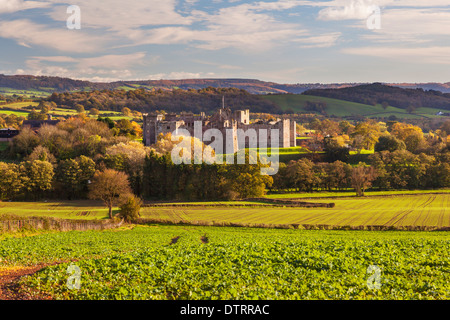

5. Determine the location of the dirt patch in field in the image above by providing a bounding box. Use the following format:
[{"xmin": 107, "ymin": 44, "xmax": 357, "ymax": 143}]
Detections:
[
  {"xmin": 200, "ymin": 235, "xmax": 209, "ymax": 244},
  {"xmin": 170, "ymin": 236, "xmax": 180, "ymax": 245},
  {"xmin": 0, "ymin": 264, "xmax": 56, "ymax": 300}
]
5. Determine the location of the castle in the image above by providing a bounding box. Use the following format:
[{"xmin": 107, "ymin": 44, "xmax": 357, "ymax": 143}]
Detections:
[{"xmin": 143, "ymin": 107, "xmax": 296, "ymax": 153}]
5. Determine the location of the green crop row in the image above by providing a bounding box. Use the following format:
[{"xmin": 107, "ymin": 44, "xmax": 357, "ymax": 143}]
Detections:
[{"xmin": 2, "ymin": 225, "xmax": 447, "ymax": 300}]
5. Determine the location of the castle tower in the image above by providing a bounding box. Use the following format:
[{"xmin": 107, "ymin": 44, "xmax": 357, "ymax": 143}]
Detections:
[
  {"xmin": 290, "ymin": 120, "xmax": 297, "ymax": 147},
  {"xmin": 143, "ymin": 113, "xmax": 163, "ymax": 146}
]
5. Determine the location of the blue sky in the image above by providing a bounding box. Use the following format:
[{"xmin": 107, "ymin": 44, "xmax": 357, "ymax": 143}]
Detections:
[{"xmin": 0, "ymin": 0, "xmax": 449, "ymax": 83}]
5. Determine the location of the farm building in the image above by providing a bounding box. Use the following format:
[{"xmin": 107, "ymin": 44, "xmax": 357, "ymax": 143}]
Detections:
[
  {"xmin": 0, "ymin": 127, "xmax": 19, "ymax": 141},
  {"xmin": 22, "ymin": 114, "xmax": 60, "ymax": 131}
]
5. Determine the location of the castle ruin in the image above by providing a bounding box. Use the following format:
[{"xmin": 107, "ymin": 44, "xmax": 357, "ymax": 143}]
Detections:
[{"xmin": 143, "ymin": 107, "xmax": 296, "ymax": 153}]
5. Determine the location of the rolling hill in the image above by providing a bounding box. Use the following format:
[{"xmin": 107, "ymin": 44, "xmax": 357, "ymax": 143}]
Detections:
[
  {"xmin": 303, "ymin": 83, "xmax": 450, "ymax": 111},
  {"xmin": 1, "ymin": 75, "xmax": 450, "ymax": 119},
  {"xmin": 1, "ymin": 74, "xmax": 450, "ymax": 96},
  {"xmin": 261, "ymin": 94, "xmax": 444, "ymax": 119}
]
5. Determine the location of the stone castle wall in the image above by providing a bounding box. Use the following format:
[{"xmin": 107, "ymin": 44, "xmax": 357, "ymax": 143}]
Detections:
[{"xmin": 143, "ymin": 109, "xmax": 296, "ymax": 152}]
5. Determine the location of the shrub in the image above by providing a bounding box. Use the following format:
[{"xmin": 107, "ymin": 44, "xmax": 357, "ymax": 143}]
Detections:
[{"xmin": 118, "ymin": 195, "xmax": 142, "ymax": 222}]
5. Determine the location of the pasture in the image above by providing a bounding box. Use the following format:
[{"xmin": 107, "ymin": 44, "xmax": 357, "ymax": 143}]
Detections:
[
  {"xmin": 0, "ymin": 102, "xmax": 136, "ymax": 121},
  {"xmin": 261, "ymin": 94, "xmax": 443, "ymax": 119}
]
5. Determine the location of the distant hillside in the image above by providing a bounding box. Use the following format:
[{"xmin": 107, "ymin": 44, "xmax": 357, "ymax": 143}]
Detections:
[
  {"xmin": 1, "ymin": 74, "xmax": 450, "ymax": 96},
  {"xmin": 303, "ymin": 83, "xmax": 450, "ymax": 111},
  {"xmin": 0, "ymin": 74, "xmax": 359, "ymax": 95},
  {"xmin": 47, "ymin": 87, "xmax": 283, "ymax": 114},
  {"xmin": 261, "ymin": 94, "xmax": 444, "ymax": 119}
]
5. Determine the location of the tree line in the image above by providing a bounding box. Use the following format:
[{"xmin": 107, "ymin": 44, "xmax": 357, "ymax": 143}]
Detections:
[
  {"xmin": 46, "ymin": 87, "xmax": 282, "ymax": 115},
  {"xmin": 273, "ymin": 149, "xmax": 450, "ymax": 194}
]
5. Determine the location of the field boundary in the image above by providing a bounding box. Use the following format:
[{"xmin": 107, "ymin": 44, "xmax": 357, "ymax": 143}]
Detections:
[
  {"xmin": 0, "ymin": 216, "xmax": 122, "ymax": 233},
  {"xmin": 143, "ymin": 199, "xmax": 335, "ymax": 208},
  {"xmin": 266, "ymin": 191, "xmax": 450, "ymax": 200},
  {"xmin": 134, "ymin": 218, "xmax": 450, "ymax": 232}
]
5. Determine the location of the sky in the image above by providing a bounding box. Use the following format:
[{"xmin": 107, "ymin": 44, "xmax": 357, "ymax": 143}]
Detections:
[{"xmin": 0, "ymin": 0, "xmax": 449, "ymax": 84}]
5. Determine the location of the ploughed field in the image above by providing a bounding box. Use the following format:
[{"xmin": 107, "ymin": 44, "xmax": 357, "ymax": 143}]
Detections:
[{"xmin": 0, "ymin": 225, "xmax": 448, "ymax": 300}]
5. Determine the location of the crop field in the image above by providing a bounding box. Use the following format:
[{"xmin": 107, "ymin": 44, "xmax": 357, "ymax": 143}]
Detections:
[
  {"xmin": 0, "ymin": 225, "xmax": 447, "ymax": 300},
  {"xmin": 2, "ymin": 193, "xmax": 448, "ymax": 230},
  {"xmin": 141, "ymin": 194, "xmax": 450, "ymax": 229},
  {"xmin": 0, "ymin": 200, "xmax": 113, "ymax": 220}
]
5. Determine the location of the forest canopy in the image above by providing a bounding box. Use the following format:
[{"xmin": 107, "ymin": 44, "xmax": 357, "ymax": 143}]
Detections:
[
  {"xmin": 303, "ymin": 83, "xmax": 450, "ymax": 111},
  {"xmin": 46, "ymin": 87, "xmax": 282, "ymax": 114}
]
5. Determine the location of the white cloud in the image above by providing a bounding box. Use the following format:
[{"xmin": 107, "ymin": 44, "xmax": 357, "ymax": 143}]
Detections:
[
  {"xmin": 131, "ymin": 3, "xmax": 310, "ymax": 51},
  {"xmin": 318, "ymin": 0, "xmax": 384, "ymax": 21},
  {"xmin": 342, "ymin": 46, "xmax": 450, "ymax": 64},
  {"xmin": 19, "ymin": 52, "xmax": 150, "ymax": 81},
  {"xmin": 0, "ymin": 19, "xmax": 102, "ymax": 52},
  {"xmin": 47, "ymin": 0, "xmax": 193, "ymax": 31},
  {"xmin": 0, "ymin": 0, "xmax": 49, "ymax": 14},
  {"xmin": 294, "ymin": 32, "xmax": 341, "ymax": 48},
  {"xmin": 147, "ymin": 71, "xmax": 215, "ymax": 80},
  {"xmin": 375, "ymin": 8, "xmax": 450, "ymax": 36}
]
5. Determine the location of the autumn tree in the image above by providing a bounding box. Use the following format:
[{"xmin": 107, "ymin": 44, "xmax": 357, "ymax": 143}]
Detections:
[
  {"xmin": 10, "ymin": 127, "xmax": 40, "ymax": 158},
  {"xmin": 351, "ymin": 163, "xmax": 377, "ymax": 197},
  {"xmin": 21, "ymin": 160, "xmax": 54, "ymax": 199},
  {"xmin": 439, "ymin": 120, "xmax": 450, "ymax": 137},
  {"xmin": 0, "ymin": 162, "xmax": 24, "ymax": 200},
  {"xmin": 75, "ymin": 104, "xmax": 85, "ymax": 114},
  {"xmin": 121, "ymin": 107, "xmax": 131, "ymax": 117},
  {"xmin": 104, "ymin": 141, "xmax": 151, "ymax": 196},
  {"xmin": 88, "ymin": 169, "xmax": 133, "ymax": 219},
  {"xmin": 351, "ymin": 120, "xmax": 383, "ymax": 151},
  {"xmin": 26, "ymin": 145, "xmax": 56, "ymax": 164},
  {"xmin": 375, "ymin": 134, "xmax": 406, "ymax": 153},
  {"xmin": 285, "ymin": 158, "xmax": 320, "ymax": 192},
  {"xmin": 89, "ymin": 108, "xmax": 100, "ymax": 116}
]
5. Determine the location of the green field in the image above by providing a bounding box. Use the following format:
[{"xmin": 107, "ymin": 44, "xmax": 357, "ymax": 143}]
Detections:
[
  {"xmin": 0, "ymin": 110, "xmax": 29, "ymax": 117},
  {"xmin": 262, "ymin": 94, "xmax": 444, "ymax": 119},
  {"xmin": 0, "ymin": 225, "xmax": 447, "ymax": 300},
  {"xmin": 0, "ymin": 88, "xmax": 51, "ymax": 98},
  {"xmin": 140, "ymin": 194, "xmax": 449, "ymax": 229},
  {"xmin": 0, "ymin": 102, "xmax": 135, "ymax": 121},
  {"xmin": 219, "ymin": 146, "xmax": 316, "ymax": 163},
  {"xmin": 0, "ymin": 191, "xmax": 449, "ymax": 300},
  {"xmin": 1, "ymin": 192, "xmax": 449, "ymax": 229}
]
